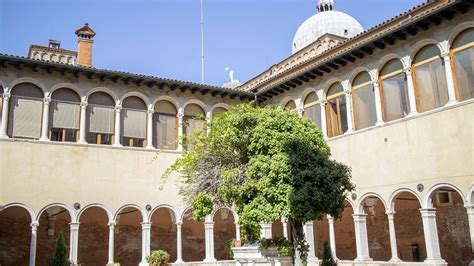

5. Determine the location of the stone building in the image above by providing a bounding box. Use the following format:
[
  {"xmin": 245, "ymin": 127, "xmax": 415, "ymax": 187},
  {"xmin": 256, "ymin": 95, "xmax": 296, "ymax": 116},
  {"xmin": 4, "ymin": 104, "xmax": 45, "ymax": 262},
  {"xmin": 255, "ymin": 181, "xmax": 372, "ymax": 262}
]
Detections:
[{"xmin": 0, "ymin": 0, "xmax": 473, "ymax": 265}]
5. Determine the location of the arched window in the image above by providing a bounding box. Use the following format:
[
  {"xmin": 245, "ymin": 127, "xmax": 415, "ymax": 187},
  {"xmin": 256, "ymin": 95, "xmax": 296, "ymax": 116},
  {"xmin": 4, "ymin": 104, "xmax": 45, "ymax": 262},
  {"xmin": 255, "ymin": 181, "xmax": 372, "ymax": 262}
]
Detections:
[
  {"xmin": 87, "ymin": 92, "xmax": 115, "ymax": 145},
  {"xmin": 153, "ymin": 100, "xmax": 178, "ymax": 150},
  {"xmin": 8, "ymin": 83, "xmax": 44, "ymax": 139},
  {"xmin": 379, "ymin": 59, "xmax": 410, "ymax": 122},
  {"xmin": 326, "ymin": 83, "xmax": 347, "ymax": 137},
  {"xmin": 49, "ymin": 88, "xmax": 81, "ymax": 142},
  {"xmin": 352, "ymin": 71, "xmax": 376, "ymax": 130},
  {"xmin": 303, "ymin": 92, "xmax": 321, "ymax": 128},
  {"xmin": 412, "ymin": 44, "xmax": 448, "ymax": 112},
  {"xmin": 184, "ymin": 103, "xmax": 206, "ymax": 150},
  {"xmin": 451, "ymin": 28, "xmax": 474, "ymax": 101},
  {"xmin": 121, "ymin": 96, "xmax": 147, "ymax": 147},
  {"xmin": 212, "ymin": 107, "xmax": 227, "ymax": 118},
  {"xmin": 284, "ymin": 100, "xmax": 296, "ymax": 110}
]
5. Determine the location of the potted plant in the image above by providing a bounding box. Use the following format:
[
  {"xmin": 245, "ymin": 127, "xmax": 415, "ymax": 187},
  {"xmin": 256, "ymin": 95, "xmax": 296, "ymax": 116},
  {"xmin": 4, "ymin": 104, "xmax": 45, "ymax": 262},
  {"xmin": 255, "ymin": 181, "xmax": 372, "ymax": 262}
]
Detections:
[{"xmin": 146, "ymin": 250, "xmax": 170, "ymax": 266}]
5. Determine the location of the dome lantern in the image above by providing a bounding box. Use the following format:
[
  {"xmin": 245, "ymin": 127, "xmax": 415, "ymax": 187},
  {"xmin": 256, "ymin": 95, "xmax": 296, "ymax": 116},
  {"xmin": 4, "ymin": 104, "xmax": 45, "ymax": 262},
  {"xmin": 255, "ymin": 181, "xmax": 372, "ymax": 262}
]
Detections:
[{"xmin": 317, "ymin": 0, "xmax": 335, "ymax": 12}]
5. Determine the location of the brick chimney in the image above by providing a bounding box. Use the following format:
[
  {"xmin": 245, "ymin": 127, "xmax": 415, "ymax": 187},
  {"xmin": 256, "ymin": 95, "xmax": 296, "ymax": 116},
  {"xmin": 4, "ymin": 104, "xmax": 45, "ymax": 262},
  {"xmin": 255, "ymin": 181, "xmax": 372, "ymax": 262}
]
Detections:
[{"xmin": 75, "ymin": 23, "xmax": 95, "ymax": 67}]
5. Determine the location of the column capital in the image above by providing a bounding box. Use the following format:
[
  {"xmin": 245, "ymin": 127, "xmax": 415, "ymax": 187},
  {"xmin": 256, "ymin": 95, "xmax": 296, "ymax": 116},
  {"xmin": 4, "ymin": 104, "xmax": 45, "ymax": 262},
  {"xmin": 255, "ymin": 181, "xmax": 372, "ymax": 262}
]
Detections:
[
  {"xmin": 320, "ymin": 99, "xmax": 327, "ymax": 105},
  {"xmin": 420, "ymin": 208, "xmax": 437, "ymax": 217},
  {"xmin": 80, "ymin": 101, "xmax": 88, "ymax": 107},
  {"xmin": 177, "ymin": 111, "xmax": 184, "ymax": 119},
  {"xmin": 31, "ymin": 221, "xmax": 39, "ymax": 228},
  {"xmin": 441, "ymin": 51, "xmax": 450, "ymax": 58},
  {"xmin": 403, "ymin": 66, "xmax": 412, "ymax": 75},
  {"xmin": 43, "ymin": 97, "xmax": 52, "ymax": 104},
  {"xmin": 141, "ymin": 222, "xmax": 152, "ymax": 229},
  {"xmin": 176, "ymin": 221, "xmax": 183, "ymax": 226},
  {"xmin": 464, "ymin": 204, "xmax": 474, "ymax": 212},
  {"xmin": 108, "ymin": 221, "xmax": 116, "ymax": 227},
  {"xmin": 2, "ymin": 92, "xmax": 11, "ymax": 99},
  {"xmin": 371, "ymin": 80, "xmax": 379, "ymax": 87},
  {"xmin": 352, "ymin": 213, "xmax": 368, "ymax": 222},
  {"xmin": 69, "ymin": 222, "xmax": 80, "ymax": 230},
  {"xmin": 344, "ymin": 90, "xmax": 352, "ymax": 96},
  {"xmin": 305, "ymin": 221, "xmax": 314, "ymax": 226},
  {"xmin": 115, "ymin": 105, "xmax": 122, "ymax": 112},
  {"xmin": 147, "ymin": 109, "xmax": 154, "ymax": 115}
]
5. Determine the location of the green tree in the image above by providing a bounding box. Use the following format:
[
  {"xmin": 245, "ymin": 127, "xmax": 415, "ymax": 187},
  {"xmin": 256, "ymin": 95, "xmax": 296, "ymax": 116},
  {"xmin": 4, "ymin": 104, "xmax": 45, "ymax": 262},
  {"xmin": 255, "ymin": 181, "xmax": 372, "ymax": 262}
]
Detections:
[
  {"xmin": 321, "ymin": 241, "xmax": 337, "ymax": 266},
  {"xmin": 163, "ymin": 103, "xmax": 353, "ymax": 263},
  {"xmin": 48, "ymin": 231, "xmax": 69, "ymax": 266}
]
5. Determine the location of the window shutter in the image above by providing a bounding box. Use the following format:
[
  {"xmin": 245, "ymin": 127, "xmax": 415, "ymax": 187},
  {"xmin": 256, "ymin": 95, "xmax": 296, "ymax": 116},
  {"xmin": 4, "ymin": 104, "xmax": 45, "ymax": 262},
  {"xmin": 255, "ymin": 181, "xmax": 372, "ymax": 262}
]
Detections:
[
  {"xmin": 122, "ymin": 109, "xmax": 146, "ymax": 138},
  {"xmin": 50, "ymin": 101, "xmax": 80, "ymax": 129},
  {"xmin": 89, "ymin": 105, "xmax": 114, "ymax": 134},
  {"xmin": 156, "ymin": 115, "xmax": 176, "ymax": 149},
  {"xmin": 8, "ymin": 96, "xmax": 42, "ymax": 138}
]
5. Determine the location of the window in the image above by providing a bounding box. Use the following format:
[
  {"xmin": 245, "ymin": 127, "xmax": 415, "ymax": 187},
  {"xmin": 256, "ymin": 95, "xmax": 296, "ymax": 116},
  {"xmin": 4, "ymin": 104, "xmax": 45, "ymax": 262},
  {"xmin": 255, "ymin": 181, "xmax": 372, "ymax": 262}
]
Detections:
[
  {"xmin": 87, "ymin": 92, "xmax": 115, "ymax": 145},
  {"xmin": 153, "ymin": 100, "xmax": 178, "ymax": 150},
  {"xmin": 8, "ymin": 83, "xmax": 44, "ymax": 139},
  {"xmin": 303, "ymin": 92, "xmax": 321, "ymax": 129},
  {"xmin": 183, "ymin": 103, "xmax": 206, "ymax": 150},
  {"xmin": 121, "ymin": 96, "xmax": 147, "ymax": 148},
  {"xmin": 326, "ymin": 82, "xmax": 347, "ymax": 137},
  {"xmin": 379, "ymin": 59, "xmax": 410, "ymax": 122},
  {"xmin": 284, "ymin": 100, "xmax": 296, "ymax": 110},
  {"xmin": 352, "ymin": 72, "xmax": 376, "ymax": 130},
  {"xmin": 451, "ymin": 28, "xmax": 474, "ymax": 101},
  {"xmin": 436, "ymin": 191, "xmax": 453, "ymax": 206},
  {"xmin": 412, "ymin": 44, "xmax": 448, "ymax": 112},
  {"xmin": 49, "ymin": 88, "xmax": 81, "ymax": 142}
]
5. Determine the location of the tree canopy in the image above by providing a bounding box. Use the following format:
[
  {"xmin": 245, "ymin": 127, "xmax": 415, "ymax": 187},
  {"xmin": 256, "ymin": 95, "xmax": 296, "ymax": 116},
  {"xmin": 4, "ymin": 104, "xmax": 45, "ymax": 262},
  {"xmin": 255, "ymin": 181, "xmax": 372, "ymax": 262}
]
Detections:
[{"xmin": 163, "ymin": 103, "xmax": 353, "ymax": 261}]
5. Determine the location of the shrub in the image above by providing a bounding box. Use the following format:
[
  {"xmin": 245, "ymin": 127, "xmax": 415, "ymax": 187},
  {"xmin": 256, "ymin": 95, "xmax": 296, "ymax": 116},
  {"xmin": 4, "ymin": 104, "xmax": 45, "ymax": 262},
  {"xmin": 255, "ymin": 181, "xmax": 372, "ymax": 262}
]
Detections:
[
  {"xmin": 146, "ymin": 250, "xmax": 171, "ymax": 266},
  {"xmin": 260, "ymin": 236, "xmax": 294, "ymax": 257},
  {"xmin": 321, "ymin": 241, "xmax": 337, "ymax": 266},
  {"xmin": 48, "ymin": 232, "xmax": 69, "ymax": 266}
]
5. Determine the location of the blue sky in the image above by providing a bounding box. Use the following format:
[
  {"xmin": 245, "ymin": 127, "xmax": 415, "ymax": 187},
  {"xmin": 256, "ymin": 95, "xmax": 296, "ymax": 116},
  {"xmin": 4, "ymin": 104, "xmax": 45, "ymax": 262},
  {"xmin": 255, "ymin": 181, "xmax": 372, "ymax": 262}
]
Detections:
[{"xmin": 0, "ymin": 0, "xmax": 424, "ymax": 86}]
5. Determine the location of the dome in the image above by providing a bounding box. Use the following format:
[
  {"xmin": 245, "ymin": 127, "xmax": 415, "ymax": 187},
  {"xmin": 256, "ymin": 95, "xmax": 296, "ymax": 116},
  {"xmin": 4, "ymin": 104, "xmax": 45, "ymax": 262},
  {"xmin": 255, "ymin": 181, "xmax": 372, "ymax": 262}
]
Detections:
[{"xmin": 292, "ymin": 4, "xmax": 364, "ymax": 54}]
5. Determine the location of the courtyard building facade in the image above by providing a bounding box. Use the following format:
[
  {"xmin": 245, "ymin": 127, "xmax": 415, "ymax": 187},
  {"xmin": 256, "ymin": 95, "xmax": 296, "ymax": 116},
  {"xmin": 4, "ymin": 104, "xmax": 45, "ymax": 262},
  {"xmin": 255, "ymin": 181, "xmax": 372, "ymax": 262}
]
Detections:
[{"xmin": 0, "ymin": 0, "xmax": 473, "ymax": 265}]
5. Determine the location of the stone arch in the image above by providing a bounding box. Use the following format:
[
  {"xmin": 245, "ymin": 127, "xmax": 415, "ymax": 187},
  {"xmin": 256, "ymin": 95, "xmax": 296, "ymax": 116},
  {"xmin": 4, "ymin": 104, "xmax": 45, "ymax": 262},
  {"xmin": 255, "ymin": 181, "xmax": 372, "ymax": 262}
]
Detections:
[
  {"xmin": 423, "ymin": 182, "xmax": 467, "ymax": 209},
  {"xmin": 468, "ymin": 184, "xmax": 474, "ymax": 204},
  {"xmin": 356, "ymin": 192, "xmax": 387, "ymax": 215},
  {"xmin": 148, "ymin": 204, "xmax": 179, "ymax": 223},
  {"xmin": 49, "ymin": 83, "xmax": 84, "ymax": 98},
  {"xmin": 349, "ymin": 67, "xmax": 374, "ymax": 85},
  {"xmin": 279, "ymin": 96, "xmax": 296, "ymax": 108},
  {"xmin": 85, "ymin": 87, "xmax": 119, "ymax": 103},
  {"xmin": 211, "ymin": 207, "xmax": 238, "ymax": 223},
  {"xmin": 76, "ymin": 203, "xmax": 113, "ymax": 223},
  {"xmin": 113, "ymin": 204, "xmax": 146, "ymax": 223},
  {"xmin": 119, "ymin": 91, "xmax": 151, "ymax": 107},
  {"xmin": 152, "ymin": 96, "xmax": 180, "ymax": 112},
  {"xmin": 323, "ymin": 78, "xmax": 344, "ymax": 96},
  {"xmin": 7, "ymin": 77, "xmax": 48, "ymax": 95},
  {"xmin": 387, "ymin": 188, "xmax": 422, "ymax": 213},
  {"xmin": 212, "ymin": 207, "xmax": 237, "ymax": 260},
  {"xmin": 36, "ymin": 203, "xmax": 75, "ymax": 223},
  {"xmin": 376, "ymin": 53, "xmax": 404, "ymax": 73},
  {"xmin": 409, "ymin": 39, "xmax": 445, "ymax": 60},
  {"xmin": 210, "ymin": 103, "xmax": 229, "ymax": 113},
  {"xmin": 179, "ymin": 206, "xmax": 193, "ymax": 223},
  {"xmin": 182, "ymin": 99, "xmax": 208, "ymax": 114},
  {"xmin": 2, "ymin": 202, "xmax": 35, "ymax": 222},
  {"xmin": 301, "ymin": 87, "xmax": 319, "ymax": 103},
  {"xmin": 448, "ymin": 22, "xmax": 474, "ymax": 50}
]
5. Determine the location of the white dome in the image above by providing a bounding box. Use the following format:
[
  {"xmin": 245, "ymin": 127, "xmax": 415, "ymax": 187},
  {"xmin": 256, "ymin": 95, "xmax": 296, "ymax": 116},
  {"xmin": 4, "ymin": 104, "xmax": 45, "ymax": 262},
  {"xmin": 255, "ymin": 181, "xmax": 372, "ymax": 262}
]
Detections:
[{"xmin": 292, "ymin": 10, "xmax": 364, "ymax": 54}]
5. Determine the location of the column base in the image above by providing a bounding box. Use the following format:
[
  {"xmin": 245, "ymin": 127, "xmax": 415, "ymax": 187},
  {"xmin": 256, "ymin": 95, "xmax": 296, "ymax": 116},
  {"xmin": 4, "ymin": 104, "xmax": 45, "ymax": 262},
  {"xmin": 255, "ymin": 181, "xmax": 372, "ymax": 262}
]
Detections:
[
  {"xmin": 0, "ymin": 134, "xmax": 9, "ymax": 139},
  {"xmin": 389, "ymin": 257, "xmax": 402, "ymax": 263},
  {"xmin": 407, "ymin": 111, "xmax": 419, "ymax": 117},
  {"xmin": 39, "ymin": 137, "xmax": 50, "ymax": 141},
  {"xmin": 138, "ymin": 261, "xmax": 149, "ymax": 266},
  {"xmin": 375, "ymin": 121, "xmax": 384, "ymax": 127},
  {"xmin": 424, "ymin": 258, "xmax": 447, "ymax": 265},
  {"xmin": 145, "ymin": 145, "xmax": 155, "ymax": 150},
  {"xmin": 445, "ymin": 100, "xmax": 458, "ymax": 107},
  {"xmin": 106, "ymin": 263, "xmax": 116, "ymax": 266},
  {"xmin": 354, "ymin": 256, "xmax": 373, "ymax": 262},
  {"xmin": 307, "ymin": 257, "xmax": 320, "ymax": 266},
  {"xmin": 174, "ymin": 259, "xmax": 184, "ymax": 265},
  {"xmin": 203, "ymin": 258, "xmax": 217, "ymax": 263},
  {"xmin": 112, "ymin": 143, "xmax": 123, "ymax": 147},
  {"xmin": 77, "ymin": 139, "xmax": 88, "ymax": 144}
]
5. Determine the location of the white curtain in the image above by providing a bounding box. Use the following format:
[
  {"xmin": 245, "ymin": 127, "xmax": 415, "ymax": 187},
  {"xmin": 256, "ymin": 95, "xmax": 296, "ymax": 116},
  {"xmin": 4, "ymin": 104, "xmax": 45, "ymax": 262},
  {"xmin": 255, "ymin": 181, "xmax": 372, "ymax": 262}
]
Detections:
[
  {"xmin": 8, "ymin": 96, "xmax": 43, "ymax": 138},
  {"xmin": 122, "ymin": 109, "xmax": 146, "ymax": 138},
  {"xmin": 88, "ymin": 105, "xmax": 114, "ymax": 134},
  {"xmin": 50, "ymin": 101, "xmax": 80, "ymax": 129}
]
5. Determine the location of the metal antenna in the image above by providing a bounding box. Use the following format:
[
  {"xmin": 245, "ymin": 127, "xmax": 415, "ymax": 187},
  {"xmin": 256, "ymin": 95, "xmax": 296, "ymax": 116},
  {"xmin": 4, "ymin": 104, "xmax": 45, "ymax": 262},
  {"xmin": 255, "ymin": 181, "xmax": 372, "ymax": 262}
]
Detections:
[{"xmin": 200, "ymin": 0, "xmax": 205, "ymax": 83}]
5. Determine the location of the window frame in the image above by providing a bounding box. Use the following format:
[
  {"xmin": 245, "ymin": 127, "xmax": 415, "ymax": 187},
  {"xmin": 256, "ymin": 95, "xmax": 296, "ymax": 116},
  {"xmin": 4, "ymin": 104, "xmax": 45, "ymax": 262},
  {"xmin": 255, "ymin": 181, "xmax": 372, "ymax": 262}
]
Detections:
[
  {"xmin": 378, "ymin": 61, "xmax": 408, "ymax": 122},
  {"xmin": 450, "ymin": 37, "xmax": 474, "ymax": 101},
  {"xmin": 351, "ymin": 73, "xmax": 374, "ymax": 130},
  {"xmin": 326, "ymin": 88, "xmax": 345, "ymax": 138}
]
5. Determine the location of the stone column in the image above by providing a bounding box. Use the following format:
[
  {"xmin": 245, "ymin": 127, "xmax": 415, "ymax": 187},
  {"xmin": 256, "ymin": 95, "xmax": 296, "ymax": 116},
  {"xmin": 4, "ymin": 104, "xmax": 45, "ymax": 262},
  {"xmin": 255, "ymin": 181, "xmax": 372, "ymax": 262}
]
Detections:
[
  {"xmin": 282, "ymin": 218, "xmax": 289, "ymax": 240},
  {"xmin": 386, "ymin": 212, "xmax": 401, "ymax": 262},
  {"xmin": 29, "ymin": 222, "xmax": 39, "ymax": 266},
  {"xmin": 297, "ymin": 107, "xmax": 304, "ymax": 118},
  {"xmin": 235, "ymin": 223, "xmax": 241, "ymax": 241},
  {"xmin": 139, "ymin": 222, "xmax": 152, "ymax": 266},
  {"xmin": 260, "ymin": 222, "xmax": 272, "ymax": 239},
  {"xmin": 0, "ymin": 92, "xmax": 10, "ymax": 138},
  {"xmin": 146, "ymin": 109, "xmax": 154, "ymax": 149},
  {"xmin": 107, "ymin": 222, "xmax": 115, "ymax": 265},
  {"xmin": 441, "ymin": 52, "xmax": 458, "ymax": 106},
  {"xmin": 176, "ymin": 221, "xmax": 184, "ymax": 263},
  {"xmin": 420, "ymin": 208, "xmax": 445, "ymax": 264},
  {"xmin": 69, "ymin": 222, "xmax": 80, "ymax": 265},
  {"xmin": 177, "ymin": 110, "xmax": 184, "ymax": 152},
  {"xmin": 320, "ymin": 100, "xmax": 328, "ymax": 138},
  {"xmin": 404, "ymin": 66, "xmax": 419, "ymax": 116},
  {"xmin": 206, "ymin": 111, "xmax": 212, "ymax": 135},
  {"xmin": 204, "ymin": 215, "xmax": 216, "ymax": 262},
  {"xmin": 343, "ymin": 87, "xmax": 354, "ymax": 133},
  {"xmin": 465, "ymin": 204, "xmax": 474, "ymax": 266},
  {"xmin": 327, "ymin": 215, "xmax": 337, "ymax": 259},
  {"xmin": 304, "ymin": 221, "xmax": 317, "ymax": 260},
  {"xmin": 39, "ymin": 97, "xmax": 51, "ymax": 141},
  {"xmin": 372, "ymin": 80, "xmax": 384, "ymax": 126},
  {"xmin": 353, "ymin": 214, "xmax": 371, "ymax": 261},
  {"xmin": 113, "ymin": 105, "xmax": 122, "ymax": 146},
  {"xmin": 78, "ymin": 101, "xmax": 88, "ymax": 144}
]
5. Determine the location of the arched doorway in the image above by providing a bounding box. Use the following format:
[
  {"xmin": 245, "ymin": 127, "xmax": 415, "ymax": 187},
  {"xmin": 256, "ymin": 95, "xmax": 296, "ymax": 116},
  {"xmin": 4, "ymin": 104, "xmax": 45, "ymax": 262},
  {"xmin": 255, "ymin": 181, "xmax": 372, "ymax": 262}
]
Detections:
[
  {"xmin": 114, "ymin": 207, "xmax": 142, "ymax": 265},
  {"xmin": 334, "ymin": 201, "xmax": 356, "ymax": 260},
  {"xmin": 0, "ymin": 206, "xmax": 32, "ymax": 265},
  {"xmin": 77, "ymin": 206, "xmax": 109, "ymax": 265},
  {"xmin": 213, "ymin": 208, "xmax": 236, "ymax": 260},
  {"xmin": 150, "ymin": 207, "xmax": 177, "ymax": 261},
  {"xmin": 360, "ymin": 196, "xmax": 390, "ymax": 261},
  {"xmin": 181, "ymin": 209, "xmax": 205, "ymax": 262}
]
